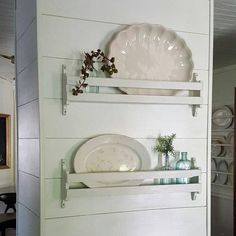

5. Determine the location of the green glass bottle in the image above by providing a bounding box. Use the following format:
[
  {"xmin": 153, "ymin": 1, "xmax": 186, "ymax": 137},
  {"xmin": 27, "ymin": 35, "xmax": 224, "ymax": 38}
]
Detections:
[{"xmin": 176, "ymin": 152, "xmax": 191, "ymax": 184}]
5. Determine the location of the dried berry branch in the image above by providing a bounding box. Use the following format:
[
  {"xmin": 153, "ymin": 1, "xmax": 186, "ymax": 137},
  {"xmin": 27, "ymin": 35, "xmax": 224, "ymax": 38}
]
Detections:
[{"xmin": 72, "ymin": 49, "xmax": 118, "ymax": 95}]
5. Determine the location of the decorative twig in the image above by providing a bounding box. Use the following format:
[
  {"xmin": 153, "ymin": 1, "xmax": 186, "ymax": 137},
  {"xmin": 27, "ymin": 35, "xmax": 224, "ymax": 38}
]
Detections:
[{"xmin": 72, "ymin": 49, "xmax": 118, "ymax": 95}]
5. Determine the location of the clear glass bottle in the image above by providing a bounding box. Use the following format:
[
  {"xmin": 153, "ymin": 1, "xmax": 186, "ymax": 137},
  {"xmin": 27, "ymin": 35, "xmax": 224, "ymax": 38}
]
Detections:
[
  {"xmin": 160, "ymin": 153, "xmax": 172, "ymax": 185},
  {"xmin": 170, "ymin": 151, "xmax": 180, "ymax": 184},
  {"xmin": 176, "ymin": 152, "xmax": 192, "ymax": 184}
]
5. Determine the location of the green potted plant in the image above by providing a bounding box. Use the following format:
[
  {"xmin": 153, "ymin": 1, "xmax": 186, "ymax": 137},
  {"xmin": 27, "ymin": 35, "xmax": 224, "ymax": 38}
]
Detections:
[
  {"xmin": 154, "ymin": 133, "xmax": 176, "ymax": 170},
  {"xmin": 154, "ymin": 133, "xmax": 176, "ymax": 184}
]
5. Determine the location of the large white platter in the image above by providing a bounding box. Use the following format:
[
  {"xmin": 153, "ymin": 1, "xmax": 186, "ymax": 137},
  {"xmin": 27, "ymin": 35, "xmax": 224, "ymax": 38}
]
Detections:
[
  {"xmin": 109, "ymin": 23, "xmax": 194, "ymax": 96},
  {"xmin": 73, "ymin": 134, "xmax": 151, "ymax": 187}
]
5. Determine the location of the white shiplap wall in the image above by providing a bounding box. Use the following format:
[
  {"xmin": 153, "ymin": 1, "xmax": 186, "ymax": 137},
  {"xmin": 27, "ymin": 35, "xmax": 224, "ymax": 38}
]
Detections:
[
  {"xmin": 36, "ymin": 0, "xmax": 213, "ymax": 235},
  {"xmin": 16, "ymin": 0, "xmax": 40, "ymax": 235}
]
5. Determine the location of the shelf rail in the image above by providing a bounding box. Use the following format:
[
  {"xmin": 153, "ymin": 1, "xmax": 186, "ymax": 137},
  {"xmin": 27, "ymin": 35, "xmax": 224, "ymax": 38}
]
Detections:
[
  {"xmin": 61, "ymin": 159, "xmax": 201, "ymax": 208},
  {"xmin": 62, "ymin": 65, "xmax": 203, "ymax": 116}
]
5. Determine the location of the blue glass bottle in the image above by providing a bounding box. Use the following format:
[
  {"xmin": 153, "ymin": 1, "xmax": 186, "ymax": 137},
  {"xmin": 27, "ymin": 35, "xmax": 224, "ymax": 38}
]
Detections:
[{"xmin": 176, "ymin": 152, "xmax": 191, "ymax": 184}]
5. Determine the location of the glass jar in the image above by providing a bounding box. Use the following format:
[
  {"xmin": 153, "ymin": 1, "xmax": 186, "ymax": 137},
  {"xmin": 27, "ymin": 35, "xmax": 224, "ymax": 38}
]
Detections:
[
  {"xmin": 176, "ymin": 152, "xmax": 191, "ymax": 184},
  {"xmin": 170, "ymin": 151, "xmax": 180, "ymax": 184},
  {"xmin": 160, "ymin": 153, "xmax": 172, "ymax": 185}
]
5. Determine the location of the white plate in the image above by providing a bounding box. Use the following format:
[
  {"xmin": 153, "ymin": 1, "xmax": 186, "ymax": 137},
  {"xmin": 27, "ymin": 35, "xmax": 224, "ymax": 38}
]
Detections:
[
  {"xmin": 74, "ymin": 134, "xmax": 151, "ymax": 187},
  {"xmin": 211, "ymin": 159, "xmax": 217, "ymax": 183},
  {"xmin": 226, "ymin": 132, "xmax": 234, "ymax": 157},
  {"xmin": 212, "ymin": 106, "xmax": 233, "ymax": 128},
  {"xmin": 228, "ymin": 162, "xmax": 234, "ymax": 186},
  {"xmin": 109, "ymin": 23, "xmax": 194, "ymax": 96},
  {"xmin": 211, "ymin": 136, "xmax": 226, "ymax": 157},
  {"xmin": 217, "ymin": 160, "xmax": 228, "ymax": 185}
]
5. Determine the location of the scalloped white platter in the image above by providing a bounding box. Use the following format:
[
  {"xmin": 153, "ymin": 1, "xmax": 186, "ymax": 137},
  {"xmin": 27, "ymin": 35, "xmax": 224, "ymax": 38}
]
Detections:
[
  {"xmin": 109, "ymin": 23, "xmax": 194, "ymax": 96},
  {"xmin": 74, "ymin": 134, "xmax": 151, "ymax": 188}
]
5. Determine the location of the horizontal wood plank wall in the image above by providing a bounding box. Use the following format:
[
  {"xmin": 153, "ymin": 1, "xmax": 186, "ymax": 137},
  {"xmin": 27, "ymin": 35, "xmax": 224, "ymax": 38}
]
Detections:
[
  {"xmin": 37, "ymin": 0, "xmax": 210, "ymax": 235},
  {"xmin": 18, "ymin": 204, "xmax": 40, "ymax": 236},
  {"xmin": 45, "ymin": 207, "xmax": 207, "ymax": 236},
  {"xmin": 40, "ymin": 0, "xmax": 209, "ymax": 35},
  {"xmin": 16, "ymin": 0, "xmax": 40, "ymax": 235}
]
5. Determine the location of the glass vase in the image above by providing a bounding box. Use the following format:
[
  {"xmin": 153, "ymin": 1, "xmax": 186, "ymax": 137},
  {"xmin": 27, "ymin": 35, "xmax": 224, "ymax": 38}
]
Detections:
[
  {"xmin": 160, "ymin": 153, "xmax": 172, "ymax": 185},
  {"xmin": 170, "ymin": 151, "xmax": 180, "ymax": 184}
]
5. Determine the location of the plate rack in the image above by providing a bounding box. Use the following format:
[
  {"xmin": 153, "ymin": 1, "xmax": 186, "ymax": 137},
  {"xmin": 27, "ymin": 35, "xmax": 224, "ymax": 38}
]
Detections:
[
  {"xmin": 62, "ymin": 65, "xmax": 203, "ymax": 117},
  {"xmin": 61, "ymin": 159, "xmax": 201, "ymax": 208}
]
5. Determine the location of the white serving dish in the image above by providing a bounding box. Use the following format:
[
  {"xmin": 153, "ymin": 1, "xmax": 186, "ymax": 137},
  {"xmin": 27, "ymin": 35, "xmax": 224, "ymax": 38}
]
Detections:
[
  {"xmin": 109, "ymin": 23, "xmax": 194, "ymax": 96},
  {"xmin": 73, "ymin": 134, "xmax": 151, "ymax": 187}
]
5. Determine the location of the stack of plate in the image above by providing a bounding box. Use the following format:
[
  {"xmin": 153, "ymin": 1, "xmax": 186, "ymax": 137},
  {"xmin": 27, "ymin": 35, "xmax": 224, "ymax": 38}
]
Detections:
[
  {"xmin": 228, "ymin": 162, "xmax": 234, "ymax": 186},
  {"xmin": 211, "ymin": 159, "xmax": 217, "ymax": 183},
  {"xmin": 217, "ymin": 160, "xmax": 228, "ymax": 185},
  {"xmin": 211, "ymin": 136, "xmax": 226, "ymax": 157},
  {"xmin": 226, "ymin": 132, "xmax": 234, "ymax": 157}
]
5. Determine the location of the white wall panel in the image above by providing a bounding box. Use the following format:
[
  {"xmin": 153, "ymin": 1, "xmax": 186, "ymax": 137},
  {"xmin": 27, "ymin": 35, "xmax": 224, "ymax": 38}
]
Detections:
[
  {"xmin": 45, "ymin": 207, "xmax": 206, "ymax": 236},
  {"xmin": 36, "ymin": 0, "xmax": 211, "ymax": 235},
  {"xmin": 44, "ymin": 138, "xmax": 207, "ymax": 179},
  {"xmin": 18, "ymin": 139, "xmax": 40, "ymax": 177},
  {"xmin": 18, "ymin": 171, "xmax": 40, "ymax": 215},
  {"xmin": 40, "ymin": 0, "xmax": 209, "ymax": 35},
  {"xmin": 0, "ymin": 79, "xmax": 15, "ymax": 187},
  {"xmin": 45, "ymin": 174, "xmax": 206, "ymax": 218},
  {"xmin": 17, "ymin": 203, "xmax": 40, "ymax": 236},
  {"xmin": 17, "ymin": 59, "xmax": 38, "ymax": 106},
  {"xmin": 18, "ymin": 100, "xmax": 39, "ymax": 139},
  {"xmin": 16, "ymin": 0, "xmax": 36, "ymax": 39},
  {"xmin": 43, "ymin": 99, "xmax": 208, "ymax": 139},
  {"xmin": 40, "ymin": 15, "xmax": 209, "ymax": 70},
  {"xmin": 16, "ymin": 19, "xmax": 37, "ymax": 73}
]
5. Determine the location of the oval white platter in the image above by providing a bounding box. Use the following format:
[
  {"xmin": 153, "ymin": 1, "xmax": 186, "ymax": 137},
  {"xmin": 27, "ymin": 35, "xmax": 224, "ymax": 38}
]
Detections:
[
  {"xmin": 109, "ymin": 23, "xmax": 194, "ymax": 96},
  {"xmin": 74, "ymin": 134, "xmax": 151, "ymax": 187}
]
